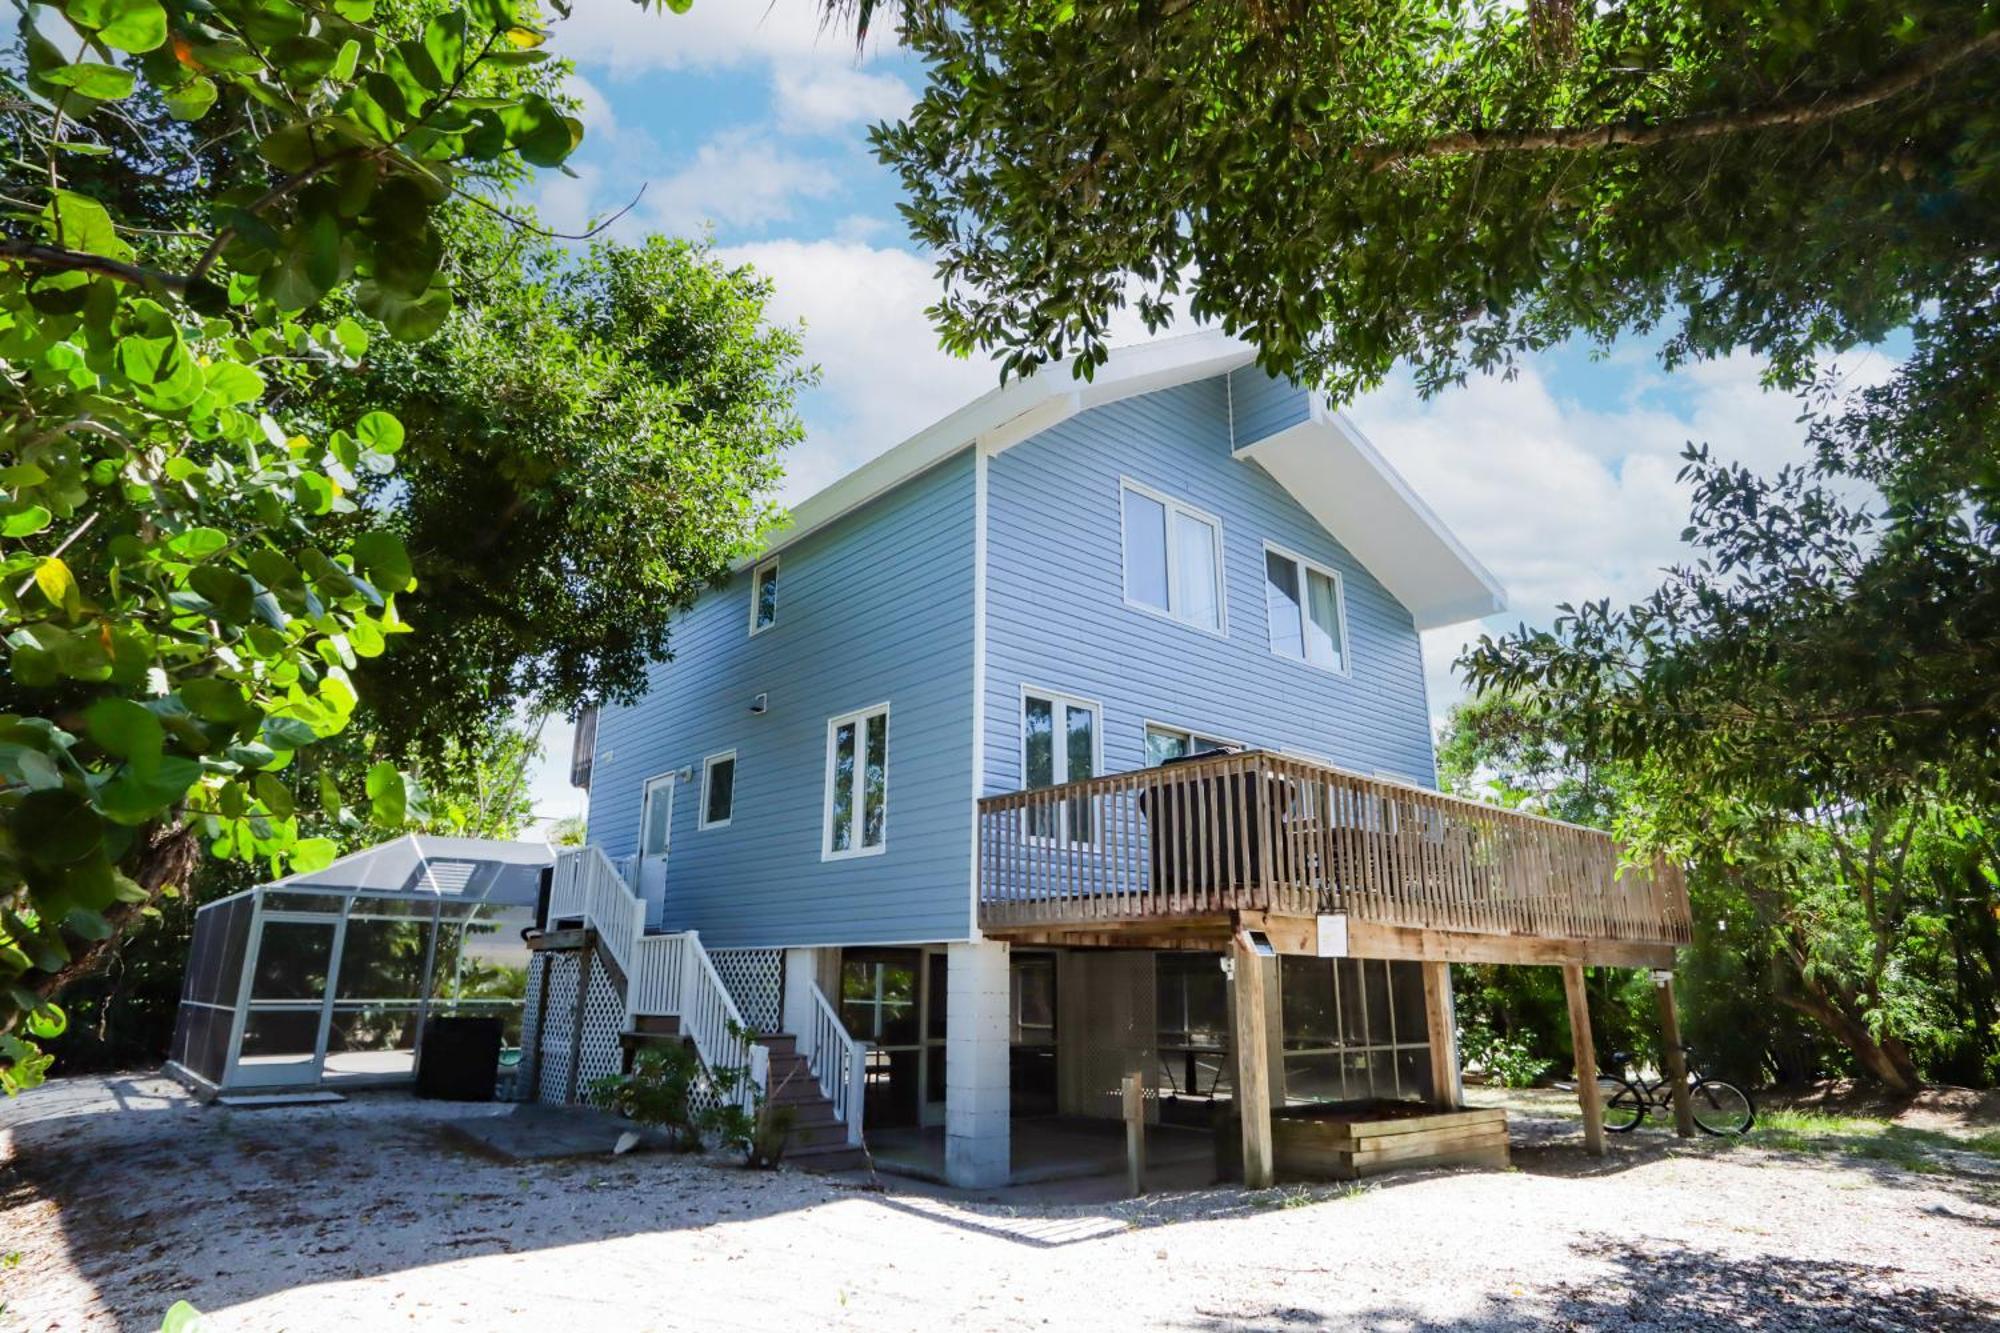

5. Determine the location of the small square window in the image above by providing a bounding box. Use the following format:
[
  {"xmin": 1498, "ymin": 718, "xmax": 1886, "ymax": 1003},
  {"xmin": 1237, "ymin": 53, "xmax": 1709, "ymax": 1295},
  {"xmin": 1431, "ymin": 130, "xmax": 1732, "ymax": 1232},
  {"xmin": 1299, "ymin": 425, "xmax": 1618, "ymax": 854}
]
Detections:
[
  {"xmin": 1263, "ymin": 545, "xmax": 1349, "ymax": 673},
  {"xmin": 1120, "ymin": 481, "xmax": 1225, "ymax": 632},
  {"xmin": 749, "ymin": 556, "xmax": 779, "ymax": 635}
]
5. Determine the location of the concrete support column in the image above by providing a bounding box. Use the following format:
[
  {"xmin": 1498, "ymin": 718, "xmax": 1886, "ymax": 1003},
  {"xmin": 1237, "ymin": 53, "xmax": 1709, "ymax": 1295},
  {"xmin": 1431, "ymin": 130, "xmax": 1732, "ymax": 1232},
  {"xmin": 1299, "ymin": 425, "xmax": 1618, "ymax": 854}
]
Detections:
[{"xmin": 945, "ymin": 939, "xmax": 1011, "ymax": 1187}]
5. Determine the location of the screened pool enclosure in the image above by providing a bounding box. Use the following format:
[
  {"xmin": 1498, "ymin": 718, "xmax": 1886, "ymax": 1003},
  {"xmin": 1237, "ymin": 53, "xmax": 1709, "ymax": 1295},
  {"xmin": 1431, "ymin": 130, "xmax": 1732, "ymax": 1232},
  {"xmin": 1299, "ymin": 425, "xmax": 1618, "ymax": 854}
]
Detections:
[{"xmin": 167, "ymin": 835, "xmax": 552, "ymax": 1095}]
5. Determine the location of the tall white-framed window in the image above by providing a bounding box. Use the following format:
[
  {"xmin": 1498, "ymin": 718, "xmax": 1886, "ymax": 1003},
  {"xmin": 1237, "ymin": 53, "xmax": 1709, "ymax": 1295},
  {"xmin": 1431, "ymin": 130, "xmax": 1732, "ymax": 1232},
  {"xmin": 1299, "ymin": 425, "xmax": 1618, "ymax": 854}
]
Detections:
[
  {"xmin": 1022, "ymin": 687, "xmax": 1101, "ymax": 843},
  {"xmin": 699, "ymin": 750, "xmax": 736, "ymax": 830},
  {"xmin": 1263, "ymin": 543, "xmax": 1349, "ymax": 674},
  {"xmin": 749, "ymin": 555, "xmax": 779, "ymax": 635},
  {"xmin": 823, "ymin": 703, "xmax": 889, "ymax": 860},
  {"xmin": 1120, "ymin": 479, "xmax": 1226, "ymax": 634},
  {"xmin": 1143, "ymin": 723, "xmax": 1238, "ymax": 768}
]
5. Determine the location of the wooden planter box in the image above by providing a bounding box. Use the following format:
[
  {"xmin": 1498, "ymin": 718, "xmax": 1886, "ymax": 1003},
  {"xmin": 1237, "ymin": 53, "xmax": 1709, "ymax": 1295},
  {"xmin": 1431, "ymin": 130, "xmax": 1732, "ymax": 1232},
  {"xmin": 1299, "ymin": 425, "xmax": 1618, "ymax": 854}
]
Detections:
[{"xmin": 1269, "ymin": 1102, "xmax": 1509, "ymax": 1180}]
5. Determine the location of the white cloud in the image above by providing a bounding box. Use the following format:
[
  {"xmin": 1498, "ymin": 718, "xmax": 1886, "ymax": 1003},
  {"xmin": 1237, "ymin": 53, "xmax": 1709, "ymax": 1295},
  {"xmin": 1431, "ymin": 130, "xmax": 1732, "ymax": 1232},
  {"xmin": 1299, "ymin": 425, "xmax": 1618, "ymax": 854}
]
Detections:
[
  {"xmin": 551, "ymin": 0, "xmax": 890, "ymax": 77},
  {"xmin": 607, "ymin": 129, "xmax": 843, "ymax": 236},
  {"xmin": 772, "ymin": 63, "xmax": 913, "ymax": 134},
  {"xmin": 714, "ymin": 239, "xmax": 998, "ymax": 501},
  {"xmin": 1343, "ymin": 353, "xmax": 1846, "ymax": 725}
]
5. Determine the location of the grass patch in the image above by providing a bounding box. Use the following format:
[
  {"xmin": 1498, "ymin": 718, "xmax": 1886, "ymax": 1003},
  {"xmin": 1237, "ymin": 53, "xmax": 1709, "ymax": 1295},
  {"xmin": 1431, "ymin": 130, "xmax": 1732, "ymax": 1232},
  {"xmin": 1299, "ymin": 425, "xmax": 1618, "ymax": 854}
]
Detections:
[{"xmin": 1733, "ymin": 1109, "xmax": 2000, "ymax": 1175}]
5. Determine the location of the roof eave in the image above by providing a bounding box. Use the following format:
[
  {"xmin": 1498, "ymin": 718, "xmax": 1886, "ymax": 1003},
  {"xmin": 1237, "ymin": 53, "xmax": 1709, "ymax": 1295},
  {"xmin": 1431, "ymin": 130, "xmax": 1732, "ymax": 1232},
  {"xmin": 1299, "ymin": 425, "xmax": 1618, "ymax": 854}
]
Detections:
[{"xmin": 1234, "ymin": 405, "xmax": 1507, "ymax": 632}]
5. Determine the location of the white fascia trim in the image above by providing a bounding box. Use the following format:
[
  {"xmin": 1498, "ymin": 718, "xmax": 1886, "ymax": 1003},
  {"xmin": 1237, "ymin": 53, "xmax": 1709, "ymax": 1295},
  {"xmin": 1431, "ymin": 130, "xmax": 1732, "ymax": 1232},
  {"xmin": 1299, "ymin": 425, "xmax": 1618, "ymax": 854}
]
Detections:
[
  {"xmin": 1235, "ymin": 407, "xmax": 1507, "ymax": 631},
  {"xmin": 742, "ymin": 331, "xmax": 1260, "ymax": 568},
  {"xmin": 967, "ymin": 440, "xmax": 990, "ymax": 940}
]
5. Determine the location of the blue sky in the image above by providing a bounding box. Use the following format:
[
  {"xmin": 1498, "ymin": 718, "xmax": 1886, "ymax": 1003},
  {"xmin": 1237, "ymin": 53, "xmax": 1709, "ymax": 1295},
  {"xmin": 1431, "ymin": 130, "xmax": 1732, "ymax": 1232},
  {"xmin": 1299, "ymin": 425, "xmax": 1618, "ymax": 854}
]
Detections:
[{"xmin": 515, "ymin": 2, "xmax": 1893, "ymax": 833}]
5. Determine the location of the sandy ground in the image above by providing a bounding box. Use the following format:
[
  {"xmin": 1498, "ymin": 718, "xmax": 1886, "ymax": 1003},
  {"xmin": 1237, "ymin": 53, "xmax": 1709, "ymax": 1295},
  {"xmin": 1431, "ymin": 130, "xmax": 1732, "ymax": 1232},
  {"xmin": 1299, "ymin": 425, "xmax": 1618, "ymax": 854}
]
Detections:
[{"xmin": 3, "ymin": 1074, "xmax": 1999, "ymax": 1332}]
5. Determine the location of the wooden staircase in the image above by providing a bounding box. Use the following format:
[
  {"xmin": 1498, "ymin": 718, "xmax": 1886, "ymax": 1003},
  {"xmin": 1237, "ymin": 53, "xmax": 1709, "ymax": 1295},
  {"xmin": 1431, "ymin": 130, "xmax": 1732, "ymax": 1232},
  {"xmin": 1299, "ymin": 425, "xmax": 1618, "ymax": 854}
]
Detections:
[
  {"xmin": 620, "ymin": 1019, "xmax": 865, "ymax": 1173},
  {"xmin": 755, "ymin": 1033, "xmax": 867, "ymax": 1173}
]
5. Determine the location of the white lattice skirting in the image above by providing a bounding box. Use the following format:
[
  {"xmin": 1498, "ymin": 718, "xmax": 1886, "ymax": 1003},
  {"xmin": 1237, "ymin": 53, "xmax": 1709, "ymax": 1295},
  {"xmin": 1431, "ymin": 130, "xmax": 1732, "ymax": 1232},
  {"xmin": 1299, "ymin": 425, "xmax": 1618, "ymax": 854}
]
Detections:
[
  {"xmin": 710, "ymin": 948, "xmax": 783, "ymax": 1034},
  {"xmin": 524, "ymin": 949, "xmax": 626, "ymax": 1106}
]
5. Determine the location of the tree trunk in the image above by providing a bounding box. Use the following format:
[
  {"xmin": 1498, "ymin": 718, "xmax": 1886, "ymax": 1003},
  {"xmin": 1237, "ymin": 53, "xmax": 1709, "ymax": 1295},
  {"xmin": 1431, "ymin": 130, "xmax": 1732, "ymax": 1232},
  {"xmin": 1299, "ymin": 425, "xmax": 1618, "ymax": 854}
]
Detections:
[
  {"xmin": 1775, "ymin": 987, "xmax": 1921, "ymax": 1093},
  {"xmin": 31, "ymin": 821, "xmax": 201, "ymax": 1004}
]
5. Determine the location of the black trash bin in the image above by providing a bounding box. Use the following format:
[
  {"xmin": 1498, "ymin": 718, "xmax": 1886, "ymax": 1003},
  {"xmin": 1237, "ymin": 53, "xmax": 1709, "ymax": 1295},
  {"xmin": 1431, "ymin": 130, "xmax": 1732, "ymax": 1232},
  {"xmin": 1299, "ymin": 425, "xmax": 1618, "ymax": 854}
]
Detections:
[{"xmin": 415, "ymin": 1015, "xmax": 503, "ymax": 1101}]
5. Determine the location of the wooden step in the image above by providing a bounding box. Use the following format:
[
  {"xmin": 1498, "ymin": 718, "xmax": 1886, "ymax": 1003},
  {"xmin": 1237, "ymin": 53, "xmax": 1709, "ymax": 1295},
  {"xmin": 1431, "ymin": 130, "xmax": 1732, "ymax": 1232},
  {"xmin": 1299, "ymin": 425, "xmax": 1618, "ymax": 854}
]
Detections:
[
  {"xmin": 785, "ymin": 1143, "xmax": 867, "ymax": 1173},
  {"xmin": 779, "ymin": 1116, "xmax": 854, "ymax": 1151},
  {"xmin": 631, "ymin": 1014, "xmax": 681, "ymax": 1036},
  {"xmin": 756, "ymin": 1034, "xmax": 798, "ymax": 1058}
]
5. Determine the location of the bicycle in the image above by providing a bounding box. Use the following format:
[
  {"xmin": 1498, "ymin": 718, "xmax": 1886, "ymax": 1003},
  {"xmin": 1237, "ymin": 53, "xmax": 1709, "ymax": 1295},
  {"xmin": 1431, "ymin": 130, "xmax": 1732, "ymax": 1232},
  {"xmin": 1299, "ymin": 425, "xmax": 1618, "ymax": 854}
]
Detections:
[{"xmin": 1598, "ymin": 1046, "xmax": 1755, "ymax": 1136}]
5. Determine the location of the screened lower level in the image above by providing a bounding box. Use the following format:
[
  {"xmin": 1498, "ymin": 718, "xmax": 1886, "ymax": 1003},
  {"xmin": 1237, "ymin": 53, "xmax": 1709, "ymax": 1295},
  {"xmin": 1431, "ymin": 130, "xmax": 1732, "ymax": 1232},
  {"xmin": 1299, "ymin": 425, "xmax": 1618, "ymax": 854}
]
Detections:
[{"xmin": 830, "ymin": 943, "xmax": 1444, "ymax": 1134}]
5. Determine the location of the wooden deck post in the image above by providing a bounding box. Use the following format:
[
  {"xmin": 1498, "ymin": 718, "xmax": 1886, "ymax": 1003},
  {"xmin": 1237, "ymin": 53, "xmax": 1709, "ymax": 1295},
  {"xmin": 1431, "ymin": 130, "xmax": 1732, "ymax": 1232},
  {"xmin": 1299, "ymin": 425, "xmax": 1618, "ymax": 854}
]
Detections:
[
  {"xmin": 1653, "ymin": 971, "xmax": 1696, "ymax": 1138},
  {"xmin": 1231, "ymin": 935, "xmax": 1275, "ymax": 1188},
  {"xmin": 1561, "ymin": 962, "xmax": 1605, "ymax": 1156},
  {"xmin": 1122, "ymin": 1071, "xmax": 1146, "ymax": 1197},
  {"xmin": 1421, "ymin": 961, "xmax": 1461, "ymax": 1108}
]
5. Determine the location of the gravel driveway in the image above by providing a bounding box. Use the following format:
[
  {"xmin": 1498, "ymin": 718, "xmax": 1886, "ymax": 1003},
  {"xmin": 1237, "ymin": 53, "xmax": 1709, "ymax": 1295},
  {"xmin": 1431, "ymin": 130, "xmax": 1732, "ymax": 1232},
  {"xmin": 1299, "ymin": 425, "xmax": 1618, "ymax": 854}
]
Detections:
[{"xmin": 3, "ymin": 1074, "xmax": 1997, "ymax": 1331}]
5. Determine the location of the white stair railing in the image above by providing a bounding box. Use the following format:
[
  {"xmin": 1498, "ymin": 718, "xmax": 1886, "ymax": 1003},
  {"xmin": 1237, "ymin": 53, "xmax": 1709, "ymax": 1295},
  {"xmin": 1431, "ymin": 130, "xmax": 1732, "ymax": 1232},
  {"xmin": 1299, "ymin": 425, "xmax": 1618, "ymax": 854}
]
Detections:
[
  {"xmin": 548, "ymin": 847, "xmax": 765, "ymax": 1111},
  {"xmin": 678, "ymin": 932, "xmax": 768, "ymax": 1114},
  {"xmin": 805, "ymin": 980, "xmax": 869, "ymax": 1146}
]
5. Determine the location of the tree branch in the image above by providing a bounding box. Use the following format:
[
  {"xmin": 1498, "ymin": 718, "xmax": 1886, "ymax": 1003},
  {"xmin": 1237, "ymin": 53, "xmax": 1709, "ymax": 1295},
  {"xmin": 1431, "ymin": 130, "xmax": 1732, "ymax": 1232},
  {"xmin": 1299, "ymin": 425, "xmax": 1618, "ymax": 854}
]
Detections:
[
  {"xmin": 0, "ymin": 241, "xmax": 189, "ymax": 293},
  {"xmin": 1371, "ymin": 28, "xmax": 2000, "ymax": 169}
]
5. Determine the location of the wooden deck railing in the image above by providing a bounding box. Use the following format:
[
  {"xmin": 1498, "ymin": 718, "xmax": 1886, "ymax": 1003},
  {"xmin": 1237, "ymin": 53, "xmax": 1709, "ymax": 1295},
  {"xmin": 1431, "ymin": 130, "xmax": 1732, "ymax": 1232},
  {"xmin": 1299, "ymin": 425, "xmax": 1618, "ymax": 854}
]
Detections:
[{"xmin": 977, "ymin": 752, "xmax": 1691, "ymax": 946}]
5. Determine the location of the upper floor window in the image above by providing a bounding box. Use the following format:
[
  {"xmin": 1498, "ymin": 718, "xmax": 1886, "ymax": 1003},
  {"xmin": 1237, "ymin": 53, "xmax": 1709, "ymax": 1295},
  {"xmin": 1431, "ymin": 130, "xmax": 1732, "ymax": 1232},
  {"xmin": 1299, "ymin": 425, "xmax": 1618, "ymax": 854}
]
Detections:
[
  {"xmin": 1024, "ymin": 689, "xmax": 1100, "ymax": 842},
  {"xmin": 823, "ymin": 703, "xmax": 888, "ymax": 859},
  {"xmin": 1121, "ymin": 480, "xmax": 1224, "ymax": 633},
  {"xmin": 749, "ymin": 556, "xmax": 779, "ymax": 635},
  {"xmin": 700, "ymin": 751, "xmax": 736, "ymax": 830},
  {"xmin": 1144, "ymin": 724, "xmax": 1236, "ymax": 768},
  {"xmin": 1264, "ymin": 544, "xmax": 1348, "ymax": 673}
]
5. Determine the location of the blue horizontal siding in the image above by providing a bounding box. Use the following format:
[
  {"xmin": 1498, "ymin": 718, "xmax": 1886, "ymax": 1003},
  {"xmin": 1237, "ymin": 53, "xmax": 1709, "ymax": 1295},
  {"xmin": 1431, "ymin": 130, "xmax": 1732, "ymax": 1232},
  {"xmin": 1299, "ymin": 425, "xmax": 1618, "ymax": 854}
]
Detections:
[
  {"xmin": 588, "ymin": 452, "xmax": 977, "ymax": 948},
  {"xmin": 983, "ymin": 378, "xmax": 1436, "ymax": 797},
  {"xmin": 1228, "ymin": 367, "xmax": 1312, "ymax": 448}
]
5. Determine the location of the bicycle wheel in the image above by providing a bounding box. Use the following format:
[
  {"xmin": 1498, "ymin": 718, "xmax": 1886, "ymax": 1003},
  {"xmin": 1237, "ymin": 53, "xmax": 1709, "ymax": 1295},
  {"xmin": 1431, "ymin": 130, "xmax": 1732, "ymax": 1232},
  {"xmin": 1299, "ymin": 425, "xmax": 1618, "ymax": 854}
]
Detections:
[
  {"xmin": 1689, "ymin": 1079, "xmax": 1755, "ymax": 1135},
  {"xmin": 1599, "ymin": 1077, "xmax": 1646, "ymax": 1133}
]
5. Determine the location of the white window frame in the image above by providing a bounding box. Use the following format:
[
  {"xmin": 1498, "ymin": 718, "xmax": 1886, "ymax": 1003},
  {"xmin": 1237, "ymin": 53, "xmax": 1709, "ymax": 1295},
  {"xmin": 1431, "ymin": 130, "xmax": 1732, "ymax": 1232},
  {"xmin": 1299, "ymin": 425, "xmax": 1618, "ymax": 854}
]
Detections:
[
  {"xmin": 748, "ymin": 555, "xmax": 780, "ymax": 636},
  {"xmin": 698, "ymin": 750, "xmax": 737, "ymax": 831},
  {"xmin": 1262, "ymin": 541, "xmax": 1352, "ymax": 676},
  {"xmin": 1119, "ymin": 477, "xmax": 1229, "ymax": 637},
  {"xmin": 1143, "ymin": 720, "xmax": 1241, "ymax": 766},
  {"xmin": 821, "ymin": 702, "xmax": 890, "ymax": 862}
]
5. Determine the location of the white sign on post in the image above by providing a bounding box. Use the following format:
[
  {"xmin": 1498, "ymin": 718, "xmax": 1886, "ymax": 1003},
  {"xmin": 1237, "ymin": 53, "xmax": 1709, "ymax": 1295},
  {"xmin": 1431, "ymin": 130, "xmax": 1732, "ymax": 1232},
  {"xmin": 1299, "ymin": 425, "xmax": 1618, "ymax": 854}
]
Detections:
[{"xmin": 1316, "ymin": 913, "xmax": 1350, "ymax": 958}]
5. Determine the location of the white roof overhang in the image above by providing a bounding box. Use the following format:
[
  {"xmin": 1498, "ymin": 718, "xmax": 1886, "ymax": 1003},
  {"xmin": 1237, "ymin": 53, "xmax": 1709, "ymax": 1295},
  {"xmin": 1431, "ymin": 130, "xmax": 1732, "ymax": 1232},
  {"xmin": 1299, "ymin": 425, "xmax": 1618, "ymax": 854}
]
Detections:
[{"xmin": 1232, "ymin": 402, "xmax": 1507, "ymax": 630}]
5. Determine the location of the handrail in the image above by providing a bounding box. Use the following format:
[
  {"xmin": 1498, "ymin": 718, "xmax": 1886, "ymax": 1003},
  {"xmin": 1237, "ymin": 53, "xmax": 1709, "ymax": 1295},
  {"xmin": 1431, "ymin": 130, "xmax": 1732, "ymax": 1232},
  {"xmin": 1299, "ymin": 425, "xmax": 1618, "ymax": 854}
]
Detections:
[
  {"xmin": 976, "ymin": 750, "xmax": 1691, "ymax": 945},
  {"xmin": 804, "ymin": 979, "xmax": 868, "ymax": 1145},
  {"xmin": 678, "ymin": 929, "xmax": 768, "ymax": 1113},
  {"xmin": 548, "ymin": 846, "xmax": 767, "ymax": 1111}
]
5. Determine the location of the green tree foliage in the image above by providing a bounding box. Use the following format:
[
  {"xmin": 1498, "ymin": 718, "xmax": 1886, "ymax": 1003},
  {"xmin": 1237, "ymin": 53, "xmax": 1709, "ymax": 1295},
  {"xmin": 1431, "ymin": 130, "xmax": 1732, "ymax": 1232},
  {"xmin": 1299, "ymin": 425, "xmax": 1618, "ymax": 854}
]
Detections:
[
  {"xmin": 860, "ymin": 2, "xmax": 1994, "ymax": 391},
  {"xmin": 852, "ymin": 1, "xmax": 1998, "ymax": 793},
  {"xmin": 310, "ymin": 225, "xmax": 811, "ymax": 748},
  {"xmin": 1439, "ymin": 695, "xmax": 2000, "ymax": 1091},
  {"xmin": 0, "ymin": 0, "xmax": 601, "ymax": 1090}
]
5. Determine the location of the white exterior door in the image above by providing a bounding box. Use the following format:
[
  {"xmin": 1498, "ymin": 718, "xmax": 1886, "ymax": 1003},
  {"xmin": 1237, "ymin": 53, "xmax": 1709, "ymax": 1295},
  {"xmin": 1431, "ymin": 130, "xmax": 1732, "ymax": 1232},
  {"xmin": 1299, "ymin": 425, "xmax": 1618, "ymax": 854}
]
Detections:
[{"xmin": 637, "ymin": 773, "xmax": 675, "ymax": 929}]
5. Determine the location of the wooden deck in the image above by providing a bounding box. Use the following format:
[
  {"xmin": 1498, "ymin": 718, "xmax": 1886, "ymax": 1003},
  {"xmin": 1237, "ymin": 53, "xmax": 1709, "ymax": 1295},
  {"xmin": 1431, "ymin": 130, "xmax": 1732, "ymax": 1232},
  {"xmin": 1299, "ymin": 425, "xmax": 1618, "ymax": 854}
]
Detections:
[{"xmin": 977, "ymin": 751, "xmax": 1690, "ymax": 965}]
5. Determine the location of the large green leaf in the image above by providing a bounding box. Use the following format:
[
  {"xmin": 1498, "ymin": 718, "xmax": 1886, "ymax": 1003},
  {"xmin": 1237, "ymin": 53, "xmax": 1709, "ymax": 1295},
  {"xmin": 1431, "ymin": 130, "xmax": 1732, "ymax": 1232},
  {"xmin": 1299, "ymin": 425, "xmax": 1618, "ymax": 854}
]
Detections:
[
  {"xmin": 40, "ymin": 62, "xmax": 136, "ymax": 101},
  {"xmin": 42, "ymin": 190, "xmax": 131, "ymax": 261},
  {"xmin": 365, "ymin": 759, "xmax": 406, "ymax": 826},
  {"xmin": 66, "ymin": 0, "xmax": 168, "ymax": 53},
  {"xmin": 84, "ymin": 697, "xmax": 165, "ymax": 768}
]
